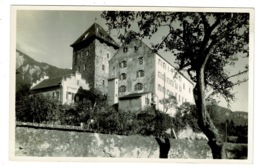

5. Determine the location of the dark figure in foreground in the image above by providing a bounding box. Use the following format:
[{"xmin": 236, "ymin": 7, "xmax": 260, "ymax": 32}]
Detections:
[{"xmin": 155, "ymin": 138, "xmax": 170, "ymax": 158}]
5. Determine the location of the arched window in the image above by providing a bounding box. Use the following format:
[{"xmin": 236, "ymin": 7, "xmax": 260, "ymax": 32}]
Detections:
[
  {"xmin": 135, "ymin": 83, "xmax": 143, "ymax": 91},
  {"xmin": 120, "ymin": 73, "xmax": 127, "ymax": 80},
  {"xmin": 119, "ymin": 85, "xmax": 126, "ymax": 93},
  {"xmin": 134, "ymin": 46, "xmax": 138, "ymax": 52},
  {"xmin": 136, "ymin": 70, "xmax": 144, "ymax": 77},
  {"xmin": 123, "ymin": 47, "xmax": 128, "ymax": 53},
  {"xmin": 138, "ymin": 57, "xmax": 143, "ymax": 65},
  {"xmin": 119, "ymin": 61, "xmax": 127, "ymax": 68}
]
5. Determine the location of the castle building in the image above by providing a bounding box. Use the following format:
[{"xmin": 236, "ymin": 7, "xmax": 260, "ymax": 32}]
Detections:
[
  {"xmin": 107, "ymin": 38, "xmax": 194, "ymax": 116},
  {"xmin": 70, "ymin": 23, "xmax": 119, "ymax": 94},
  {"xmin": 30, "ymin": 72, "xmax": 89, "ymax": 105}
]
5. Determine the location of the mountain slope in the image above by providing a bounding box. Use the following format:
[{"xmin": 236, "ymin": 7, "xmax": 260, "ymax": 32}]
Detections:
[
  {"xmin": 207, "ymin": 105, "xmax": 248, "ymax": 126},
  {"xmin": 16, "ymin": 49, "xmax": 72, "ymax": 88}
]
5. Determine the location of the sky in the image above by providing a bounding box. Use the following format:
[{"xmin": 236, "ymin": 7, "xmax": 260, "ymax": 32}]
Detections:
[{"xmin": 16, "ymin": 9, "xmax": 249, "ymax": 112}]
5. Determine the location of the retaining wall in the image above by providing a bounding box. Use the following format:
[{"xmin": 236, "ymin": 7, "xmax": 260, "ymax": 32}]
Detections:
[{"xmin": 15, "ymin": 126, "xmax": 212, "ymax": 159}]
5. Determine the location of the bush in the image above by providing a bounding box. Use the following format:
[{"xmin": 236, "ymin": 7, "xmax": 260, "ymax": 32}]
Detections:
[{"xmin": 16, "ymin": 94, "xmax": 60, "ymax": 123}]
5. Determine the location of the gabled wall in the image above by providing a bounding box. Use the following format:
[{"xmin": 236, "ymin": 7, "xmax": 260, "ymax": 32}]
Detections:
[{"xmin": 109, "ymin": 39, "xmax": 156, "ymax": 100}]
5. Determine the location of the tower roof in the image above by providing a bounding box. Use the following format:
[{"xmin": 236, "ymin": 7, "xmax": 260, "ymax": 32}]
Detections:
[{"xmin": 70, "ymin": 23, "xmax": 119, "ymax": 49}]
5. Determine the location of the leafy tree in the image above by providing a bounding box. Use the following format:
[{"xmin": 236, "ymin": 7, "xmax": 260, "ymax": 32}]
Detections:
[
  {"xmin": 16, "ymin": 94, "xmax": 58, "ymax": 123},
  {"xmin": 160, "ymin": 95, "xmax": 177, "ymax": 112},
  {"xmin": 102, "ymin": 11, "xmax": 249, "ymax": 159},
  {"xmin": 173, "ymin": 102, "xmax": 201, "ymax": 133}
]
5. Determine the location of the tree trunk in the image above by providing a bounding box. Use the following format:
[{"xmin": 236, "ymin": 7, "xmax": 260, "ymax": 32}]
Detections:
[
  {"xmin": 194, "ymin": 68, "xmax": 226, "ymax": 159},
  {"xmin": 155, "ymin": 138, "xmax": 171, "ymax": 158}
]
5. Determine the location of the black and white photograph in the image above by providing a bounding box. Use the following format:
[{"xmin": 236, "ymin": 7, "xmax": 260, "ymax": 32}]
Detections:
[{"xmin": 10, "ymin": 6, "xmax": 253, "ymax": 162}]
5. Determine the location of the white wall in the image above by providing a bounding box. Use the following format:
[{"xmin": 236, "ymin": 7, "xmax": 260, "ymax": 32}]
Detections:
[{"xmin": 61, "ymin": 72, "xmax": 89, "ymax": 104}]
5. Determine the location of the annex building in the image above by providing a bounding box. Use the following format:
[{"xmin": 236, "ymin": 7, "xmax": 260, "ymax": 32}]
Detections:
[
  {"xmin": 30, "ymin": 72, "xmax": 89, "ymax": 105},
  {"xmin": 107, "ymin": 38, "xmax": 194, "ymax": 116}
]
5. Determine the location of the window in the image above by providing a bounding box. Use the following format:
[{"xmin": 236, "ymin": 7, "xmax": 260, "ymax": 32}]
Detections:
[
  {"xmin": 120, "ymin": 73, "xmax": 127, "ymax": 80},
  {"xmin": 170, "ymin": 80, "xmax": 174, "ymax": 86},
  {"xmin": 171, "ymin": 68, "xmax": 174, "ymax": 74},
  {"xmin": 102, "ymin": 80, "xmax": 105, "ymax": 86},
  {"xmin": 77, "ymin": 65, "xmax": 80, "ymax": 72},
  {"xmin": 183, "ymin": 83, "xmax": 185, "ymax": 90},
  {"xmin": 107, "ymin": 53, "xmax": 110, "ymax": 59},
  {"xmin": 74, "ymin": 56, "xmax": 77, "ymax": 65},
  {"xmin": 86, "ymin": 50, "xmax": 89, "ymax": 56},
  {"xmin": 119, "ymin": 85, "xmax": 126, "ymax": 93},
  {"xmin": 56, "ymin": 91, "xmax": 59, "ymax": 100},
  {"xmin": 175, "ymin": 83, "xmax": 178, "ymax": 89},
  {"xmin": 163, "ymin": 62, "xmax": 166, "ymax": 69},
  {"xmin": 81, "ymin": 51, "xmax": 84, "ymax": 57},
  {"xmin": 138, "ymin": 57, "xmax": 143, "ymax": 65},
  {"xmin": 134, "ymin": 46, "xmax": 138, "ymax": 52},
  {"xmin": 113, "ymin": 66, "xmax": 115, "ymax": 70},
  {"xmin": 179, "ymin": 86, "xmax": 182, "ymax": 92},
  {"xmin": 158, "ymin": 59, "xmax": 161, "ymax": 65},
  {"xmin": 77, "ymin": 80, "xmax": 79, "ymax": 86},
  {"xmin": 189, "ymin": 87, "xmax": 191, "ymax": 93},
  {"xmin": 77, "ymin": 53, "xmax": 81, "ymax": 59},
  {"xmin": 135, "ymin": 83, "xmax": 143, "ymax": 91},
  {"xmin": 123, "ymin": 47, "xmax": 128, "ymax": 53},
  {"xmin": 179, "ymin": 75, "xmax": 182, "ymax": 82},
  {"xmin": 52, "ymin": 92, "xmax": 55, "ymax": 99},
  {"xmin": 102, "ymin": 64, "xmax": 105, "ymax": 71},
  {"xmin": 66, "ymin": 92, "xmax": 72, "ymax": 100},
  {"xmin": 119, "ymin": 61, "xmax": 127, "ymax": 68},
  {"xmin": 145, "ymin": 98, "xmax": 150, "ymax": 105},
  {"xmin": 158, "ymin": 84, "xmax": 162, "ymax": 91},
  {"xmin": 158, "ymin": 72, "xmax": 161, "ymax": 78},
  {"xmin": 137, "ymin": 70, "xmax": 144, "ymax": 77},
  {"xmin": 84, "ymin": 64, "xmax": 87, "ymax": 71}
]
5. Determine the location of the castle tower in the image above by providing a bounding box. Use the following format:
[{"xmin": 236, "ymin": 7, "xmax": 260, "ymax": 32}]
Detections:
[{"xmin": 70, "ymin": 23, "xmax": 119, "ymax": 94}]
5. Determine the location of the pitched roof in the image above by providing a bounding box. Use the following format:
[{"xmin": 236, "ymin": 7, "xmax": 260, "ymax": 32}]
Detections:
[
  {"xmin": 31, "ymin": 73, "xmax": 73, "ymax": 91},
  {"xmin": 70, "ymin": 23, "xmax": 119, "ymax": 48},
  {"xmin": 119, "ymin": 92, "xmax": 151, "ymax": 100},
  {"xmin": 31, "ymin": 76, "xmax": 63, "ymax": 90}
]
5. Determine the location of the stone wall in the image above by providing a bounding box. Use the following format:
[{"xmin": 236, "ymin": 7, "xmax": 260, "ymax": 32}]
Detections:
[
  {"xmin": 72, "ymin": 41, "xmax": 96, "ymax": 88},
  {"xmin": 15, "ymin": 127, "xmax": 212, "ymax": 159},
  {"xmin": 94, "ymin": 39, "xmax": 118, "ymax": 94}
]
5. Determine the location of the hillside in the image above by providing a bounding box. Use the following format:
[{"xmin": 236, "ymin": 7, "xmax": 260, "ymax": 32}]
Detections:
[
  {"xmin": 16, "ymin": 49, "xmax": 72, "ymax": 89},
  {"xmin": 207, "ymin": 105, "xmax": 248, "ymax": 126}
]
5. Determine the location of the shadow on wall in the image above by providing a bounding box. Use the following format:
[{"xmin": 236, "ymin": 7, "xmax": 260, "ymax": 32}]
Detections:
[{"xmin": 155, "ymin": 138, "xmax": 171, "ymax": 158}]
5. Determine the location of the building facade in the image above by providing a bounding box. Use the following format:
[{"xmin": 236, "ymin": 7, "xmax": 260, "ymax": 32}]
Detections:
[
  {"xmin": 31, "ymin": 72, "xmax": 89, "ymax": 105},
  {"xmin": 108, "ymin": 38, "xmax": 194, "ymax": 116},
  {"xmin": 70, "ymin": 23, "xmax": 119, "ymax": 94}
]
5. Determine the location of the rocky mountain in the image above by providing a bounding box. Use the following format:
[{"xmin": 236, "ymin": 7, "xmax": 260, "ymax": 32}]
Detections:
[{"xmin": 16, "ymin": 49, "xmax": 72, "ymax": 89}]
